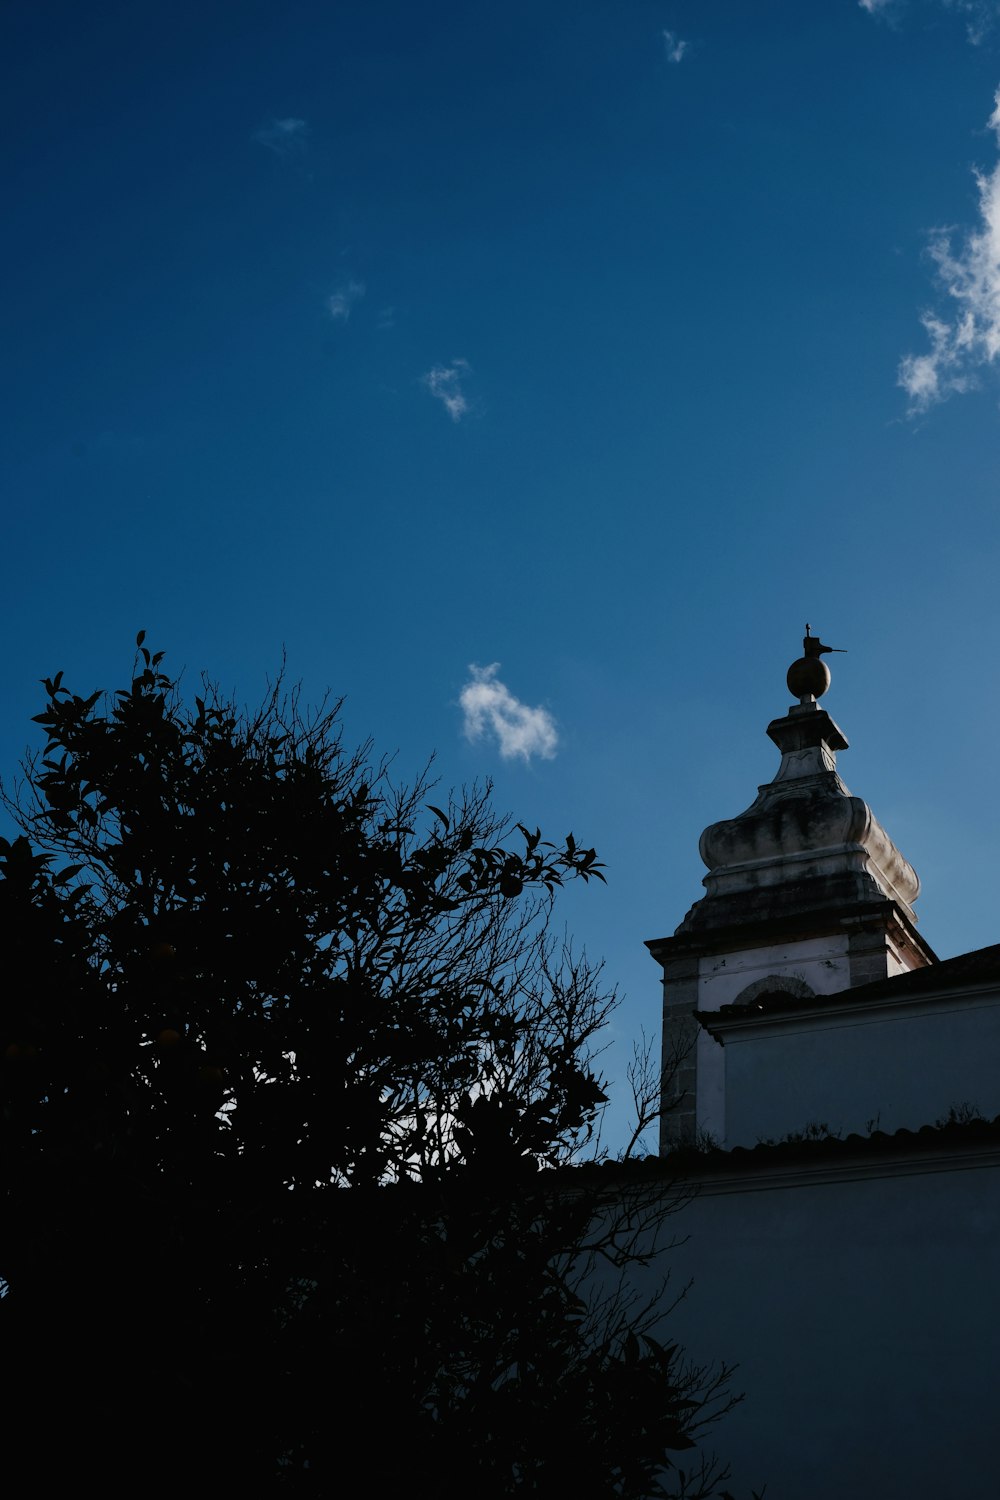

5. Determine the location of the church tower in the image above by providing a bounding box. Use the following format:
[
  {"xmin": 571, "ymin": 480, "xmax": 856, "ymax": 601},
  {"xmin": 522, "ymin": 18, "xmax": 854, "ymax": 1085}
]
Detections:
[{"xmin": 647, "ymin": 630, "xmax": 936, "ymax": 1150}]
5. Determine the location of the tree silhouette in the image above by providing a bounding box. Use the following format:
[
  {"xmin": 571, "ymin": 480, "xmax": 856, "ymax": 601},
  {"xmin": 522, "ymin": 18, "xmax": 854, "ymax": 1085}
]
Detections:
[{"xmin": 0, "ymin": 636, "xmax": 740, "ymax": 1495}]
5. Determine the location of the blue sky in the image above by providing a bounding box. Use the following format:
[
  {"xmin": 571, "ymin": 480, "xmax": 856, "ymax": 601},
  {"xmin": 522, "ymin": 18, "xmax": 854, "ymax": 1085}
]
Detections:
[{"xmin": 5, "ymin": 0, "xmax": 1000, "ymax": 1148}]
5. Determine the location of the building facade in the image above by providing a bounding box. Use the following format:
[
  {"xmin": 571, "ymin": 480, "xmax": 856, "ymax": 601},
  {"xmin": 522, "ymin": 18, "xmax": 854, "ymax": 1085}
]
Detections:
[{"xmin": 637, "ymin": 632, "xmax": 1000, "ymax": 1497}]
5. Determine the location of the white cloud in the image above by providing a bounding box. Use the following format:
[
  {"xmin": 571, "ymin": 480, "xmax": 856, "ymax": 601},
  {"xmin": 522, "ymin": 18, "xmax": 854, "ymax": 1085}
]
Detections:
[
  {"xmin": 944, "ymin": 0, "xmax": 1000, "ymax": 44},
  {"xmin": 254, "ymin": 117, "xmax": 309, "ymax": 153},
  {"xmin": 459, "ymin": 664, "xmax": 558, "ymax": 763},
  {"xmin": 662, "ymin": 29, "xmax": 689, "ymax": 63},
  {"xmin": 991, "ymin": 90, "xmax": 1000, "ymax": 136},
  {"xmin": 859, "ymin": 0, "xmax": 1000, "ymax": 42},
  {"xmin": 898, "ymin": 90, "xmax": 1000, "ymax": 412},
  {"xmin": 327, "ymin": 281, "xmax": 366, "ymax": 321},
  {"xmin": 422, "ymin": 359, "xmax": 471, "ymax": 421}
]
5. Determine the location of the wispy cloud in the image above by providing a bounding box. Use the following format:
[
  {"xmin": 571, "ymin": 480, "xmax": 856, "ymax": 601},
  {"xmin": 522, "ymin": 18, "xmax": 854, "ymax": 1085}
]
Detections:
[
  {"xmin": 327, "ymin": 280, "xmax": 366, "ymax": 322},
  {"xmin": 376, "ymin": 306, "xmax": 396, "ymax": 330},
  {"xmin": 422, "ymin": 359, "xmax": 471, "ymax": 421},
  {"xmin": 859, "ymin": 0, "xmax": 1000, "ymax": 43},
  {"xmin": 253, "ymin": 117, "xmax": 310, "ymax": 154},
  {"xmin": 898, "ymin": 90, "xmax": 1000, "ymax": 413},
  {"xmin": 459, "ymin": 665, "xmax": 558, "ymax": 763},
  {"xmin": 946, "ymin": 0, "xmax": 1000, "ymax": 44},
  {"xmin": 662, "ymin": 29, "xmax": 689, "ymax": 62}
]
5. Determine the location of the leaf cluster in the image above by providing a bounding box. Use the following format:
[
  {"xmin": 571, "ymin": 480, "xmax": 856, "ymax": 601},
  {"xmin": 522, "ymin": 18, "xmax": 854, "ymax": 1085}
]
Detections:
[{"xmin": 0, "ymin": 637, "xmax": 739, "ymax": 1496}]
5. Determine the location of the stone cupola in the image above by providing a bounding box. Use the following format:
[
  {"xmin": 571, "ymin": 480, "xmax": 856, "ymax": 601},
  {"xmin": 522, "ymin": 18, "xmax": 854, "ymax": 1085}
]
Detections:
[{"xmin": 647, "ymin": 629, "xmax": 936, "ymax": 1149}]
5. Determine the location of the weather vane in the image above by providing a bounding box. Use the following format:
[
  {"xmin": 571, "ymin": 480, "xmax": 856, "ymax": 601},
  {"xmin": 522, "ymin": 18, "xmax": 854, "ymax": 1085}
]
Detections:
[{"xmin": 788, "ymin": 625, "xmax": 847, "ymax": 702}]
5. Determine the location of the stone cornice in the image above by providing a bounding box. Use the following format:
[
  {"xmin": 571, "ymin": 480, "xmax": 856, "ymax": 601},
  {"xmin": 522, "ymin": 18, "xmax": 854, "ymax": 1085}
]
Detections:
[
  {"xmin": 647, "ymin": 898, "xmax": 936, "ymax": 969},
  {"xmin": 696, "ymin": 975, "xmax": 1000, "ymax": 1043},
  {"xmin": 681, "ymin": 1140, "xmax": 1000, "ymax": 1195}
]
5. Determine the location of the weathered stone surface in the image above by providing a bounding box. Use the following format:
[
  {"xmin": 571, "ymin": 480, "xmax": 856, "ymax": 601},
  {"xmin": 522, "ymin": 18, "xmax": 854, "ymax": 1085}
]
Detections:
[
  {"xmin": 648, "ymin": 666, "xmax": 935, "ymax": 1151},
  {"xmin": 686, "ymin": 699, "xmax": 920, "ymax": 932}
]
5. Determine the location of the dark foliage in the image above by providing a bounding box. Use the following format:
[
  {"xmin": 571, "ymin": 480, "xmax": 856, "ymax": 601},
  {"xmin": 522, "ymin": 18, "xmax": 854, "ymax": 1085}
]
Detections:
[{"xmin": 0, "ymin": 638, "xmax": 740, "ymax": 1495}]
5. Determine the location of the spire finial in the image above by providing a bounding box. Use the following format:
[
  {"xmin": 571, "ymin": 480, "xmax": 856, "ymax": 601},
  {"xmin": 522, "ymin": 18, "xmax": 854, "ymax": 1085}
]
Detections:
[{"xmin": 787, "ymin": 626, "xmax": 847, "ymax": 702}]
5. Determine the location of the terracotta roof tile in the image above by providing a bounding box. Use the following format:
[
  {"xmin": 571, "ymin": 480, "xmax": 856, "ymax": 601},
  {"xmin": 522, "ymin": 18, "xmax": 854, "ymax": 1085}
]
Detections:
[{"xmin": 569, "ymin": 1113, "xmax": 1000, "ymax": 1181}]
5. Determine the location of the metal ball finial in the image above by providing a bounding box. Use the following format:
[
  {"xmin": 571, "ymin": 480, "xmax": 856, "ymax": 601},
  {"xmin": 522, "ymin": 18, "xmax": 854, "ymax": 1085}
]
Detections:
[{"xmin": 786, "ymin": 624, "xmax": 846, "ymax": 702}]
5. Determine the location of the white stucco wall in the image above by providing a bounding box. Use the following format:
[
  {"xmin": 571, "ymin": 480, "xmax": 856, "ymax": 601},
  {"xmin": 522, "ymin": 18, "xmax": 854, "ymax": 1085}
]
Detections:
[
  {"xmin": 616, "ymin": 1148, "xmax": 1000, "ymax": 1499},
  {"xmin": 693, "ymin": 935, "xmax": 851, "ymax": 1143},
  {"xmin": 719, "ymin": 989, "xmax": 1000, "ymax": 1146},
  {"xmin": 697, "ymin": 934, "xmax": 852, "ymax": 1010}
]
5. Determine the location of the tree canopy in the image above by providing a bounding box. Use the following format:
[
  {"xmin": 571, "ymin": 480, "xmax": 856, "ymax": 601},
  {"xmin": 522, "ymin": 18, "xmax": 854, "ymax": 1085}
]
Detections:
[{"xmin": 0, "ymin": 637, "xmax": 741, "ymax": 1495}]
